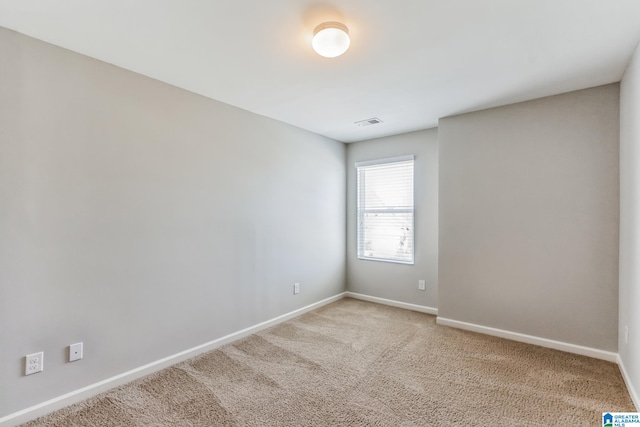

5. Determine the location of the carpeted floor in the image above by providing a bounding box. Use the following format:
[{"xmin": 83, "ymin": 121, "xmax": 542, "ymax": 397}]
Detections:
[{"xmin": 23, "ymin": 298, "xmax": 635, "ymax": 426}]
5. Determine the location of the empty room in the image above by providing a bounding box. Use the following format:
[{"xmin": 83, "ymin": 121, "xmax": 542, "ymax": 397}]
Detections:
[{"xmin": 1, "ymin": 1, "xmax": 640, "ymax": 425}]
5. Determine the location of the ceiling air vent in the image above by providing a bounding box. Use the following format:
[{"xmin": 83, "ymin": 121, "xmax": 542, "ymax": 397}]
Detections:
[{"xmin": 355, "ymin": 117, "xmax": 383, "ymax": 127}]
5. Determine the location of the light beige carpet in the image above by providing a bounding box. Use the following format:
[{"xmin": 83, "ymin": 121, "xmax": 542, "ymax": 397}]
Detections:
[{"xmin": 23, "ymin": 298, "xmax": 635, "ymax": 426}]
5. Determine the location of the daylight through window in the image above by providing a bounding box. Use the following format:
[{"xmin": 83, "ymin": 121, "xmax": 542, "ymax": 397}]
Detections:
[{"xmin": 356, "ymin": 155, "xmax": 414, "ymax": 264}]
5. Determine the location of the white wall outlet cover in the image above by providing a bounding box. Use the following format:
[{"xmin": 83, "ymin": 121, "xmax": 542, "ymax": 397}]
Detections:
[
  {"xmin": 69, "ymin": 342, "xmax": 83, "ymax": 362},
  {"xmin": 418, "ymin": 280, "xmax": 426, "ymax": 291},
  {"xmin": 25, "ymin": 352, "xmax": 44, "ymax": 375},
  {"xmin": 293, "ymin": 283, "xmax": 300, "ymax": 294},
  {"xmin": 625, "ymin": 326, "xmax": 629, "ymax": 345}
]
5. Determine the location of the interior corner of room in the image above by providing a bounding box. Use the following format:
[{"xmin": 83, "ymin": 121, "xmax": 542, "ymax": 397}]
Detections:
[{"xmin": 1, "ymin": 2, "xmax": 640, "ymax": 424}]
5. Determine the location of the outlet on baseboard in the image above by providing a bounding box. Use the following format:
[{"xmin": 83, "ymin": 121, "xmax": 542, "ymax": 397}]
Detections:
[
  {"xmin": 293, "ymin": 283, "xmax": 300, "ymax": 295},
  {"xmin": 418, "ymin": 280, "xmax": 426, "ymax": 291}
]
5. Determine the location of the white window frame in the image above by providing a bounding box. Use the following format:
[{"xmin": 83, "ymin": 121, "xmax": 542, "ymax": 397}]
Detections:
[{"xmin": 356, "ymin": 155, "xmax": 415, "ymax": 265}]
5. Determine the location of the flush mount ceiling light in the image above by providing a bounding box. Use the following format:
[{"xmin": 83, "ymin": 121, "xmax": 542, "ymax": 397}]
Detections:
[{"xmin": 312, "ymin": 22, "xmax": 350, "ymax": 58}]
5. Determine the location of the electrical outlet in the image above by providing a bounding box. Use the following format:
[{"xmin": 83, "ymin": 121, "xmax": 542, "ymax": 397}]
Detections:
[
  {"xmin": 418, "ymin": 280, "xmax": 426, "ymax": 291},
  {"xmin": 293, "ymin": 283, "xmax": 300, "ymax": 294},
  {"xmin": 25, "ymin": 352, "xmax": 43, "ymax": 376},
  {"xmin": 69, "ymin": 342, "xmax": 83, "ymax": 362},
  {"xmin": 625, "ymin": 326, "xmax": 629, "ymax": 345}
]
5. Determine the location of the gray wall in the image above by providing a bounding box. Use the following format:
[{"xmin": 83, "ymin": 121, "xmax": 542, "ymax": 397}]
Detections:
[
  {"xmin": 346, "ymin": 129, "xmax": 438, "ymax": 308},
  {"xmin": 0, "ymin": 27, "xmax": 346, "ymax": 417},
  {"xmin": 620, "ymin": 41, "xmax": 640, "ymax": 405},
  {"xmin": 438, "ymin": 85, "xmax": 620, "ymax": 351}
]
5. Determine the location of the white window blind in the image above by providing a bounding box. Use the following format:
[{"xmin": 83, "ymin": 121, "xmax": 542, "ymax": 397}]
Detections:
[{"xmin": 356, "ymin": 155, "xmax": 414, "ymax": 264}]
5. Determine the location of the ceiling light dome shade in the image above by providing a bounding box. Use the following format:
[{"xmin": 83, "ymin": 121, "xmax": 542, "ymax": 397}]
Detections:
[{"xmin": 312, "ymin": 22, "xmax": 350, "ymax": 58}]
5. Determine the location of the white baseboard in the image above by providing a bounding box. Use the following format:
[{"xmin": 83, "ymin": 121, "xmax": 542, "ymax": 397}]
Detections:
[
  {"xmin": 436, "ymin": 317, "xmax": 618, "ymax": 362},
  {"xmin": 0, "ymin": 292, "xmax": 346, "ymax": 427},
  {"xmin": 345, "ymin": 292, "xmax": 438, "ymax": 316},
  {"xmin": 617, "ymin": 355, "xmax": 640, "ymax": 411}
]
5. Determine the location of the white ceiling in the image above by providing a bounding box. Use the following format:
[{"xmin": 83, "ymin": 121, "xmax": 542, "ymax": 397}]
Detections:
[{"xmin": 1, "ymin": 1, "xmax": 640, "ymax": 142}]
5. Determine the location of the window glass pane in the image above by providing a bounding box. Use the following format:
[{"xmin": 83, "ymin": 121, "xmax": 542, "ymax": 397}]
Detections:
[{"xmin": 361, "ymin": 212, "xmax": 413, "ymax": 262}]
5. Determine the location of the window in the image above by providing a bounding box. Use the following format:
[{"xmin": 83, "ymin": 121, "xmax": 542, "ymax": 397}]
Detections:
[{"xmin": 356, "ymin": 155, "xmax": 414, "ymax": 264}]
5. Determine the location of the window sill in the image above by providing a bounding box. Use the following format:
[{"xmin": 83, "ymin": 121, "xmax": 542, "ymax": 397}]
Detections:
[{"xmin": 357, "ymin": 256, "xmax": 414, "ymax": 265}]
